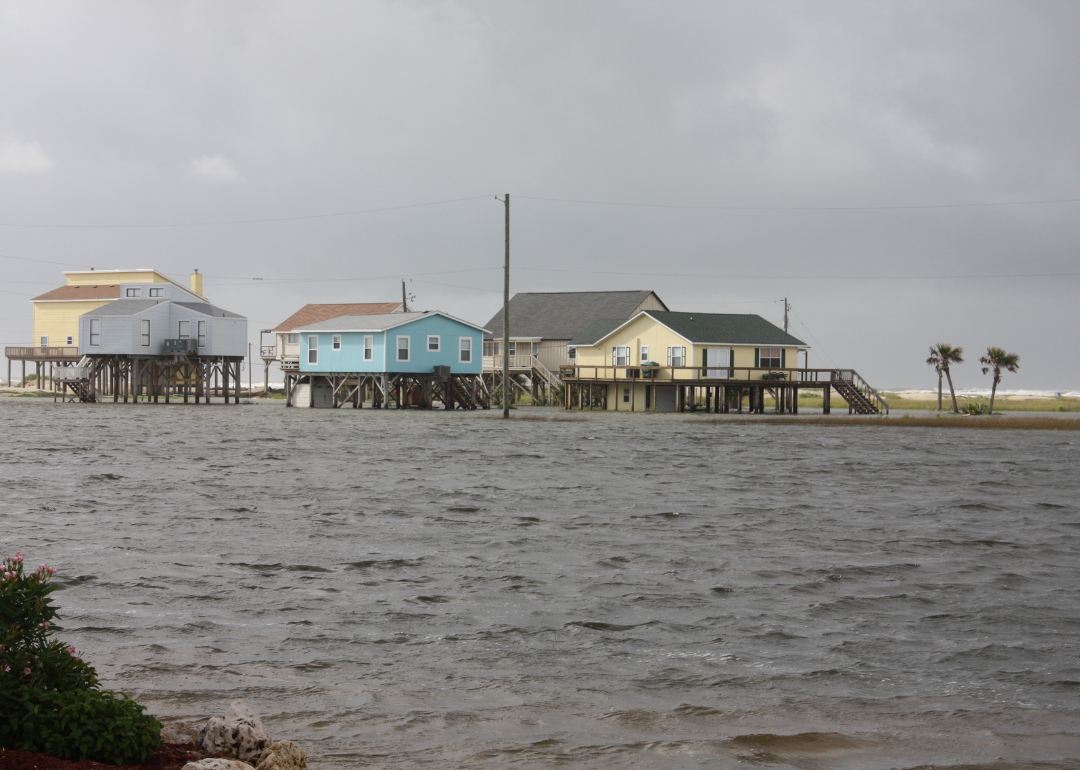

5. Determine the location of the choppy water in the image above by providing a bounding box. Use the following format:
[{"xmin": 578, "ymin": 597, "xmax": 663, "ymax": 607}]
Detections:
[{"xmin": 2, "ymin": 399, "xmax": 1079, "ymax": 769}]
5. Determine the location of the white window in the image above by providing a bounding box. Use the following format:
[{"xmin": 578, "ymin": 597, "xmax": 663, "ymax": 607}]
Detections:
[
  {"xmin": 397, "ymin": 335, "xmax": 410, "ymax": 361},
  {"xmin": 197, "ymin": 321, "xmax": 206, "ymax": 347},
  {"xmin": 363, "ymin": 335, "xmax": 373, "ymax": 361},
  {"xmin": 178, "ymin": 320, "xmax": 190, "ymax": 339},
  {"xmin": 612, "ymin": 346, "xmax": 630, "ymax": 366},
  {"xmin": 508, "ymin": 341, "xmax": 517, "ymax": 356},
  {"xmin": 332, "ymin": 334, "xmax": 342, "ymax": 351},
  {"xmin": 623, "ymin": 388, "xmax": 630, "ymax": 403},
  {"xmin": 459, "ymin": 337, "xmax": 472, "ymax": 363},
  {"xmin": 149, "ymin": 287, "xmax": 164, "ymax": 298},
  {"xmin": 493, "ymin": 341, "xmax": 501, "ymax": 356},
  {"xmin": 532, "ymin": 342, "xmax": 539, "ymax": 357},
  {"xmin": 141, "ymin": 319, "xmax": 150, "ymax": 347},
  {"xmin": 288, "ymin": 333, "xmax": 300, "ymax": 344},
  {"xmin": 89, "ymin": 319, "xmax": 101, "ymax": 347},
  {"xmin": 568, "ymin": 347, "xmax": 576, "ymax": 360},
  {"xmin": 667, "ymin": 346, "xmax": 686, "ymax": 367},
  {"xmin": 759, "ymin": 347, "xmax": 782, "ymax": 368},
  {"xmin": 483, "ymin": 341, "xmax": 494, "ymax": 356},
  {"xmin": 125, "ymin": 287, "xmax": 141, "ymax": 298},
  {"xmin": 640, "ymin": 345, "xmax": 649, "ymax": 363},
  {"xmin": 39, "ymin": 335, "xmax": 48, "ymax": 347},
  {"xmin": 428, "ymin": 335, "xmax": 440, "ymax": 352},
  {"xmin": 66, "ymin": 336, "xmax": 73, "ymax": 345},
  {"xmin": 308, "ymin": 335, "xmax": 318, "ymax": 365}
]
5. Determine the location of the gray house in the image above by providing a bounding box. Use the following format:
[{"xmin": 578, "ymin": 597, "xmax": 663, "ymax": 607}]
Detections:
[{"xmin": 78, "ymin": 282, "xmax": 247, "ymax": 358}]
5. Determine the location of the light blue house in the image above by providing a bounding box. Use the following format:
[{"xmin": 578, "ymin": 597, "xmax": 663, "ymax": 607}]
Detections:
[{"xmin": 285, "ymin": 311, "xmax": 490, "ymax": 408}]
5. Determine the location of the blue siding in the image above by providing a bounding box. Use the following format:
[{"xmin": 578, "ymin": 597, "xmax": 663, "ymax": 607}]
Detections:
[{"xmin": 300, "ymin": 314, "xmax": 483, "ymax": 374}]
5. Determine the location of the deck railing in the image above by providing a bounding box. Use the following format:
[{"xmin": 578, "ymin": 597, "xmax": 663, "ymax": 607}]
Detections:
[
  {"xmin": 5, "ymin": 346, "xmax": 81, "ymax": 360},
  {"xmin": 559, "ymin": 364, "xmax": 846, "ymax": 382},
  {"xmin": 259, "ymin": 345, "xmax": 278, "ymax": 359},
  {"xmin": 482, "ymin": 354, "xmax": 541, "ymax": 370},
  {"xmin": 54, "ymin": 365, "xmax": 92, "ymax": 381}
]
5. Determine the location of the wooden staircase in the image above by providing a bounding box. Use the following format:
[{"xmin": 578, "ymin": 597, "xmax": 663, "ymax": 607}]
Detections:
[{"xmin": 831, "ymin": 370, "xmax": 889, "ymax": 415}]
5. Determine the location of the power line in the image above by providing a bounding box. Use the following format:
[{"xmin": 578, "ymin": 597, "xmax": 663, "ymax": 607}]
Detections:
[
  {"xmin": 0, "ymin": 195, "xmax": 493, "ymax": 229},
  {"xmin": 516, "ymin": 194, "xmax": 1080, "ymax": 211},
  {"xmin": 510, "ymin": 266, "xmax": 1080, "ymax": 280}
]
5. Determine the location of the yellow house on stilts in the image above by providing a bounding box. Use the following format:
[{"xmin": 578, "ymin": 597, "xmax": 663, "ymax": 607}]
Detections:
[{"xmin": 564, "ymin": 310, "xmax": 888, "ymax": 414}]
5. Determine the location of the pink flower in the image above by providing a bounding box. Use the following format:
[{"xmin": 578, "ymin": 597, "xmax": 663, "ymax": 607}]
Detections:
[
  {"xmin": 2, "ymin": 665, "xmax": 9, "ymax": 673},
  {"xmin": 13, "ymin": 552, "xmax": 23, "ymax": 563},
  {"xmin": 40, "ymin": 621, "xmax": 50, "ymax": 629},
  {"xmin": 22, "ymin": 668, "xmax": 30, "ymax": 676},
  {"xmin": 66, "ymin": 645, "xmax": 77, "ymax": 657}
]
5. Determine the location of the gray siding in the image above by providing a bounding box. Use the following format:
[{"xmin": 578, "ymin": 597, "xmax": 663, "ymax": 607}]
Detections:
[
  {"xmin": 210, "ymin": 318, "xmax": 247, "ymax": 357},
  {"xmin": 79, "ymin": 301, "xmax": 247, "ymax": 357},
  {"xmin": 537, "ymin": 339, "xmax": 570, "ymax": 371}
]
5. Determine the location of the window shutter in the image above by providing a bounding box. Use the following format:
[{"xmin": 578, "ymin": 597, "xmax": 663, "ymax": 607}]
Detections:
[
  {"xmin": 612, "ymin": 347, "xmax": 617, "ymax": 365},
  {"xmin": 781, "ymin": 348, "xmax": 786, "ymax": 367},
  {"xmin": 729, "ymin": 349, "xmax": 734, "ymax": 367},
  {"xmin": 755, "ymin": 348, "xmax": 760, "ymax": 367}
]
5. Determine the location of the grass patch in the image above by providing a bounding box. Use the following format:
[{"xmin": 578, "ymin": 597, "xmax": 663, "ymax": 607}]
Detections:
[{"xmin": 705, "ymin": 415, "xmax": 1080, "ymax": 430}]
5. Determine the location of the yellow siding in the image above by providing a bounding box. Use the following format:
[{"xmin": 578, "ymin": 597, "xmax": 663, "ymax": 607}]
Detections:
[
  {"xmin": 574, "ymin": 313, "xmax": 690, "ymax": 367},
  {"xmin": 64, "ymin": 270, "xmax": 169, "ymax": 286},
  {"xmin": 33, "ymin": 300, "xmax": 115, "ymax": 347}
]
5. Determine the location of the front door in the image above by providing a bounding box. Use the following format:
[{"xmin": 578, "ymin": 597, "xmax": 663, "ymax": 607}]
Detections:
[{"xmin": 705, "ymin": 347, "xmax": 731, "ymax": 378}]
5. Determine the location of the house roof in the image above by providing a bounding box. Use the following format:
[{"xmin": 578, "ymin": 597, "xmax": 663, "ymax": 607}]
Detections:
[
  {"xmin": 87, "ymin": 299, "xmax": 245, "ymax": 319},
  {"xmin": 271, "ymin": 302, "xmax": 402, "ymax": 332},
  {"xmin": 32, "ymin": 284, "xmax": 122, "ymax": 302},
  {"xmin": 293, "ymin": 311, "xmax": 489, "ymax": 334},
  {"xmin": 571, "ymin": 311, "xmax": 808, "ymax": 347},
  {"xmin": 483, "ymin": 290, "xmax": 666, "ymax": 340}
]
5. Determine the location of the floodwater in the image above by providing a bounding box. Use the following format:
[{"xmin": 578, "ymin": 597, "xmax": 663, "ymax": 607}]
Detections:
[{"xmin": 2, "ymin": 398, "xmax": 1079, "ymax": 769}]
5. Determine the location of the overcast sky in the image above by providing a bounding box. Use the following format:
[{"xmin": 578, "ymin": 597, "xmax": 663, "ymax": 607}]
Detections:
[{"xmin": 1, "ymin": 0, "xmax": 1077, "ymax": 390}]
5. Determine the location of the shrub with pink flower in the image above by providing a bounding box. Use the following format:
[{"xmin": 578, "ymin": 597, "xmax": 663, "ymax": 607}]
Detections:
[{"xmin": 0, "ymin": 552, "xmax": 98, "ymax": 695}]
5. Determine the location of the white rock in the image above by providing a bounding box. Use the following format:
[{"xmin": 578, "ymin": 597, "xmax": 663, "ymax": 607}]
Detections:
[
  {"xmin": 196, "ymin": 700, "xmax": 272, "ymax": 761},
  {"xmin": 181, "ymin": 760, "xmax": 255, "ymax": 770},
  {"xmin": 160, "ymin": 721, "xmax": 200, "ymax": 744},
  {"xmin": 255, "ymin": 740, "xmax": 308, "ymax": 770}
]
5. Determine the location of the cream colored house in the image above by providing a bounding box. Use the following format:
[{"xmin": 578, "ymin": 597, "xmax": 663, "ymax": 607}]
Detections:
[{"xmin": 568, "ymin": 310, "xmax": 808, "ymax": 412}]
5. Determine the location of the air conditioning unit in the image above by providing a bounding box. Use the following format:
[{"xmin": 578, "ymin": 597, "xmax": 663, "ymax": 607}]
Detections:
[
  {"xmin": 164, "ymin": 338, "xmax": 198, "ymax": 354},
  {"xmin": 432, "ymin": 365, "xmax": 451, "ymax": 377}
]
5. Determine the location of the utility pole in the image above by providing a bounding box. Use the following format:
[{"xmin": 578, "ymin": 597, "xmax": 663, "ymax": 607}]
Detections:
[
  {"xmin": 402, "ymin": 280, "xmax": 408, "ymax": 313},
  {"xmin": 783, "ymin": 298, "xmax": 790, "ymax": 332},
  {"xmin": 501, "ymin": 194, "xmax": 510, "ymax": 418}
]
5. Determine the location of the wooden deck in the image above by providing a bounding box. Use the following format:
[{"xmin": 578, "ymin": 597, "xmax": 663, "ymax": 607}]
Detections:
[{"xmin": 559, "ymin": 365, "xmax": 889, "ymax": 415}]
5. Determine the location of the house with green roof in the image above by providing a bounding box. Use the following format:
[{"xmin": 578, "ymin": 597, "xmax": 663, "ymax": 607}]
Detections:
[{"xmin": 565, "ymin": 309, "xmax": 885, "ymax": 414}]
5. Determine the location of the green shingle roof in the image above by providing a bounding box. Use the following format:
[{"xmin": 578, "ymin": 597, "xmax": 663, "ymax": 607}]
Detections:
[{"xmin": 571, "ymin": 311, "xmax": 807, "ymax": 347}]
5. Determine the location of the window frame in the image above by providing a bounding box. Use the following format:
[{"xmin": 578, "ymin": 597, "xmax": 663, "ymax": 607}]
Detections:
[
  {"xmin": 531, "ymin": 342, "xmax": 539, "ymax": 357},
  {"xmin": 287, "ymin": 333, "xmax": 300, "ymax": 344},
  {"xmin": 332, "ymin": 334, "xmax": 342, "ymax": 351},
  {"xmin": 612, "ymin": 346, "xmax": 630, "ymax": 367},
  {"xmin": 459, "ymin": 336, "xmax": 472, "ymax": 363},
  {"xmin": 149, "ymin": 287, "xmax": 164, "ymax": 298},
  {"xmin": 667, "ymin": 346, "xmax": 686, "ymax": 367},
  {"xmin": 623, "ymin": 387, "xmax": 630, "ymax": 403},
  {"xmin": 427, "ymin": 335, "xmax": 440, "ymax": 352},
  {"xmin": 197, "ymin": 320, "xmax": 206, "ymax": 348},
  {"xmin": 65, "ymin": 336, "xmax": 73, "ymax": 346},
  {"xmin": 177, "ymin": 320, "xmax": 190, "ymax": 339},
  {"xmin": 640, "ymin": 345, "xmax": 649, "ymax": 363},
  {"xmin": 396, "ymin": 335, "xmax": 410, "ymax": 362},
  {"xmin": 89, "ymin": 319, "xmax": 101, "ymax": 347},
  {"xmin": 483, "ymin": 341, "xmax": 494, "ymax": 357},
  {"xmin": 125, "ymin": 287, "xmax": 141, "ymax": 298},
  {"xmin": 39, "ymin": 335, "xmax": 48, "ymax": 347},
  {"xmin": 508, "ymin": 341, "xmax": 517, "ymax": 356},
  {"xmin": 759, "ymin": 347, "xmax": 782, "ymax": 369},
  {"xmin": 363, "ymin": 335, "xmax": 374, "ymax": 361},
  {"xmin": 308, "ymin": 335, "xmax": 318, "ymax": 365},
  {"xmin": 141, "ymin": 319, "xmax": 151, "ymax": 347}
]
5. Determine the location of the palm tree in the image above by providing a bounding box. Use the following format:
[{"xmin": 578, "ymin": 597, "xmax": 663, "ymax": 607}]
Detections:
[
  {"xmin": 928, "ymin": 343, "xmax": 963, "ymax": 413},
  {"xmin": 926, "ymin": 348, "xmax": 944, "ymax": 410},
  {"xmin": 979, "ymin": 347, "xmax": 1019, "ymax": 413}
]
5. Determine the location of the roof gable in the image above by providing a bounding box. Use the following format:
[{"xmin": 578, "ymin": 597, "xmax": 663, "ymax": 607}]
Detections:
[
  {"xmin": 292, "ymin": 310, "xmax": 489, "ymax": 334},
  {"xmin": 272, "ymin": 302, "xmax": 402, "ymax": 332},
  {"xmin": 483, "ymin": 290, "xmax": 667, "ymax": 340}
]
